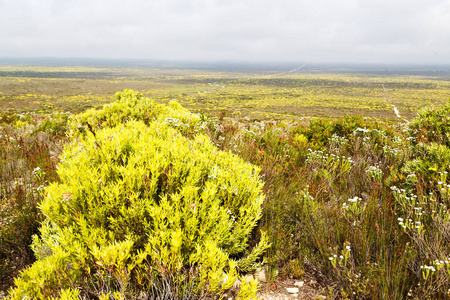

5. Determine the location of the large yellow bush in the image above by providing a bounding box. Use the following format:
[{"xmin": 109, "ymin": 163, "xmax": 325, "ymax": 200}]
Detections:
[{"xmin": 10, "ymin": 91, "xmax": 268, "ymax": 299}]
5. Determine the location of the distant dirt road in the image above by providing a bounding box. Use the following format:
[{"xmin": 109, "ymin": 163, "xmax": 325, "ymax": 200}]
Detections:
[
  {"xmin": 265, "ymin": 64, "xmax": 306, "ymax": 77},
  {"xmin": 382, "ymin": 84, "xmax": 408, "ymax": 122}
]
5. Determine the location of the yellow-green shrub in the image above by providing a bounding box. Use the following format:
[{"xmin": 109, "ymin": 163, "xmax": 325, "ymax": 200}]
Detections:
[
  {"xmin": 69, "ymin": 89, "xmax": 203, "ymax": 138},
  {"xmin": 10, "ymin": 113, "xmax": 268, "ymax": 299}
]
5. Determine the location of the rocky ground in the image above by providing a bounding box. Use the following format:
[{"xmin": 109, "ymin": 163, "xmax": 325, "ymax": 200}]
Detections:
[
  {"xmin": 223, "ymin": 268, "xmax": 328, "ymax": 300},
  {"xmin": 257, "ymin": 278, "xmax": 327, "ymax": 300}
]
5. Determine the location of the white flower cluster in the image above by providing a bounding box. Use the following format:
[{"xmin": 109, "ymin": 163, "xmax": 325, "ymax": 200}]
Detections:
[
  {"xmin": 328, "ymin": 243, "xmax": 351, "ymax": 268},
  {"xmin": 371, "ymin": 128, "xmax": 387, "ymax": 138},
  {"xmin": 390, "ymin": 186, "xmax": 418, "ymax": 203},
  {"xmin": 194, "ymin": 122, "xmax": 206, "ymax": 133},
  {"xmin": 242, "ymin": 128, "xmax": 256, "ymax": 135},
  {"xmin": 353, "ymin": 127, "xmax": 370, "ymax": 135},
  {"xmin": 226, "ymin": 209, "xmax": 236, "ymax": 222},
  {"xmin": 392, "ymin": 136, "xmax": 405, "ymax": 148},
  {"xmin": 329, "ymin": 133, "xmax": 349, "ymax": 147},
  {"xmin": 366, "ymin": 165, "xmax": 383, "ymax": 180},
  {"xmin": 164, "ymin": 117, "xmax": 190, "ymax": 129},
  {"xmin": 383, "ymin": 145, "xmax": 402, "ymax": 157},
  {"xmin": 420, "ymin": 259, "xmax": 450, "ymax": 279},
  {"xmin": 342, "ymin": 196, "xmax": 362, "ymax": 210},
  {"xmin": 306, "ymin": 149, "xmax": 354, "ymax": 165},
  {"xmin": 32, "ymin": 167, "xmax": 44, "ymax": 176},
  {"xmin": 421, "ymin": 265, "xmax": 436, "ymax": 272},
  {"xmin": 348, "ymin": 196, "xmax": 361, "ymax": 203},
  {"xmin": 437, "ymin": 180, "xmax": 450, "ymax": 189},
  {"xmin": 397, "ymin": 217, "xmax": 423, "ymax": 231}
]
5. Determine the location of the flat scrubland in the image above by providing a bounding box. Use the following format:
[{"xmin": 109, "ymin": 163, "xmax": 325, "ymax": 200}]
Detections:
[
  {"xmin": 2, "ymin": 65, "xmax": 450, "ymax": 299},
  {"xmin": 1, "ymin": 65, "xmax": 450, "ymax": 119}
]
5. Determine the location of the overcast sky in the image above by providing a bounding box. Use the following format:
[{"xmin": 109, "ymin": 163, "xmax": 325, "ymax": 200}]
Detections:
[{"xmin": 1, "ymin": 0, "xmax": 449, "ymax": 64}]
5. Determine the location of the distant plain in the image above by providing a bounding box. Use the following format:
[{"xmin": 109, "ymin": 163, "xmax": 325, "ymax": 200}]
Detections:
[{"xmin": 1, "ymin": 62, "xmax": 450, "ymax": 120}]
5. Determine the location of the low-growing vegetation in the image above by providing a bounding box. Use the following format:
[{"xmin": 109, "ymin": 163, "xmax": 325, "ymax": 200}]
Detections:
[
  {"xmin": 2, "ymin": 66, "xmax": 450, "ymax": 299},
  {"xmin": 0, "ymin": 111, "xmax": 67, "ymax": 291},
  {"xmin": 2, "ymin": 65, "xmax": 450, "ymax": 119}
]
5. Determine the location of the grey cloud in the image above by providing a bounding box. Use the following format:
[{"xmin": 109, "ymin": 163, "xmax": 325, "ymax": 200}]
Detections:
[{"xmin": 0, "ymin": 0, "xmax": 449, "ymax": 63}]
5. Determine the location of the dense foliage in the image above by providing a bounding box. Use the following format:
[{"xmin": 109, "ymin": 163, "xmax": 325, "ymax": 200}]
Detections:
[
  {"xmin": 0, "ymin": 112, "xmax": 65, "ymax": 291},
  {"xmin": 2, "ymin": 87, "xmax": 450, "ymax": 299},
  {"xmin": 207, "ymin": 102, "xmax": 450, "ymax": 299},
  {"xmin": 8, "ymin": 91, "xmax": 268, "ymax": 300}
]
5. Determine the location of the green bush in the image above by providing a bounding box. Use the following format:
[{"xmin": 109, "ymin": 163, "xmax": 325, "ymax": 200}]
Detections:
[
  {"xmin": 408, "ymin": 99, "xmax": 450, "ymax": 147},
  {"xmin": 10, "ymin": 93, "xmax": 268, "ymax": 299},
  {"xmin": 34, "ymin": 112, "xmax": 70, "ymax": 136}
]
